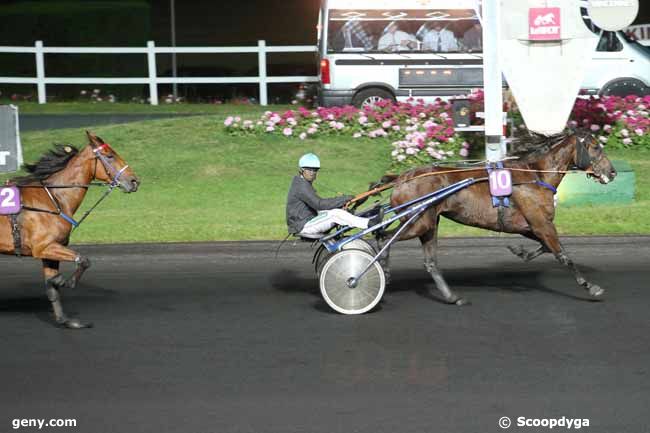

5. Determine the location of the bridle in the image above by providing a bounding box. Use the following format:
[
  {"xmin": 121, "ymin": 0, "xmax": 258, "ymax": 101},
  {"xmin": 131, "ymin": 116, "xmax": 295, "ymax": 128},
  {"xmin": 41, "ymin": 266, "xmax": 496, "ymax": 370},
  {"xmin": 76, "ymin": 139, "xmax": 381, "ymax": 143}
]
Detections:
[
  {"xmin": 575, "ymin": 134, "xmax": 605, "ymax": 171},
  {"xmin": 93, "ymin": 143, "xmax": 130, "ymax": 187}
]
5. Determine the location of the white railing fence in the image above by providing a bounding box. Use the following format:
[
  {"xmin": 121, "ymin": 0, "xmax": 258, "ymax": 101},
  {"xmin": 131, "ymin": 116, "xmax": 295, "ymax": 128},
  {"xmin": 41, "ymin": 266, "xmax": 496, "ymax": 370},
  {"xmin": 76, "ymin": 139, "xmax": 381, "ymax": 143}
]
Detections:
[{"xmin": 0, "ymin": 40, "xmax": 320, "ymax": 105}]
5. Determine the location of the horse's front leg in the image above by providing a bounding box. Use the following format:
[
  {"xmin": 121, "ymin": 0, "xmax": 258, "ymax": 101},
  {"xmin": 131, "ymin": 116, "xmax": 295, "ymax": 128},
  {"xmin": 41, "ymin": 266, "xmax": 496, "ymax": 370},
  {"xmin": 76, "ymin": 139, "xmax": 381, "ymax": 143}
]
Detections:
[
  {"xmin": 36, "ymin": 242, "xmax": 91, "ymax": 289},
  {"xmin": 41, "ymin": 258, "xmax": 92, "ymax": 329},
  {"xmin": 420, "ymin": 230, "xmax": 468, "ymax": 306},
  {"xmin": 528, "ymin": 221, "xmax": 604, "ymax": 299}
]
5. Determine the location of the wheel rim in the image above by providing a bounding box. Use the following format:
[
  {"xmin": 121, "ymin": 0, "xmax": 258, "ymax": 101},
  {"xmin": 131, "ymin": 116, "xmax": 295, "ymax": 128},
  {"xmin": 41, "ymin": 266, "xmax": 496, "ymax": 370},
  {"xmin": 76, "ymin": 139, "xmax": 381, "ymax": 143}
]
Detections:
[
  {"xmin": 319, "ymin": 249, "xmax": 385, "ymax": 315},
  {"xmin": 362, "ymin": 96, "xmax": 386, "ymax": 108},
  {"xmin": 315, "ymin": 238, "xmax": 375, "ymax": 276}
]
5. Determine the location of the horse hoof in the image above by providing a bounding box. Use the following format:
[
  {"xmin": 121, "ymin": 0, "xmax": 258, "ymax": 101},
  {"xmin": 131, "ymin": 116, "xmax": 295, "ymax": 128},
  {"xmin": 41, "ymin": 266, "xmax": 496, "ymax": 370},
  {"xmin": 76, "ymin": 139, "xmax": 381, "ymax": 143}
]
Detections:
[
  {"xmin": 59, "ymin": 318, "xmax": 93, "ymax": 329},
  {"xmin": 64, "ymin": 279, "xmax": 77, "ymax": 290},
  {"xmin": 454, "ymin": 298, "xmax": 470, "ymax": 306},
  {"xmin": 588, "ymin": 284, "xmax": 605, "ymax": 299}
]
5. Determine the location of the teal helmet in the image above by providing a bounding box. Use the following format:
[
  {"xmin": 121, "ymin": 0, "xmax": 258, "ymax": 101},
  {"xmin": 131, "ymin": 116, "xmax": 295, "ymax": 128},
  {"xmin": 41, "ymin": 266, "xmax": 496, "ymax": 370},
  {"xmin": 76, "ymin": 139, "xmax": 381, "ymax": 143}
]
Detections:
[{"xmin": 298, "ymin": 153, "xmax": 321, "ymax": 169}]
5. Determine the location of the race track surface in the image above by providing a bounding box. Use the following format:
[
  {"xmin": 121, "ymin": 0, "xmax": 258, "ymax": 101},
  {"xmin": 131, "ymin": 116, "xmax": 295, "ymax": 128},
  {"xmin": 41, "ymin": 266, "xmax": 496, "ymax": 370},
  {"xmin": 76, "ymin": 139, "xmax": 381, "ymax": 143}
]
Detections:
[{"xmin": 0, "ymin": 237, "xmax": 648, "ymax": 433}]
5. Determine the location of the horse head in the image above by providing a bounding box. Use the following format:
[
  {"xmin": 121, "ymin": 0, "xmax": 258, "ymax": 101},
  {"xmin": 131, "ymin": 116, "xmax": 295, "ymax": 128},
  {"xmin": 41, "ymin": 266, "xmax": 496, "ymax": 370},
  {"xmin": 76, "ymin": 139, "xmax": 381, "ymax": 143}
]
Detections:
[
  {"xmin": 573, "ymin": 131, "xmax": 617, "ymax": 184},
  {"xmin": 86, "ymin": 131, "xmax": 140, "ymax": 192}
]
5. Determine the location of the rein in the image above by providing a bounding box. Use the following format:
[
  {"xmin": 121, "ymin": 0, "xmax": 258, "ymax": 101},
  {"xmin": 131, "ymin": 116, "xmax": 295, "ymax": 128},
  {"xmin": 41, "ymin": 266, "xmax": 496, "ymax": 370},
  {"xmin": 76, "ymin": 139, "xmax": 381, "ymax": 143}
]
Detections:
[
  {"xmin": 349, "ymin": 134, "xmax": 605, "ymax": 205},
  {"xmin": 348, "ymin": 166, "xmax": 592, "ymax": 205}
]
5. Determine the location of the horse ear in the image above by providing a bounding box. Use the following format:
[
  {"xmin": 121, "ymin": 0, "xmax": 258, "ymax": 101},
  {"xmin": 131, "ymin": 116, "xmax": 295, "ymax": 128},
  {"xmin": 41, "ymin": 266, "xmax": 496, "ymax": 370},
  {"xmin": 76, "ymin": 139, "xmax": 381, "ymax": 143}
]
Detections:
[
  {"xmin": 86, "ymin": 130, "xmax": 98, "ymax": 148},
  {"xmin": 86, "ymin": 130, "xmax": 105, "ymax": 148}
]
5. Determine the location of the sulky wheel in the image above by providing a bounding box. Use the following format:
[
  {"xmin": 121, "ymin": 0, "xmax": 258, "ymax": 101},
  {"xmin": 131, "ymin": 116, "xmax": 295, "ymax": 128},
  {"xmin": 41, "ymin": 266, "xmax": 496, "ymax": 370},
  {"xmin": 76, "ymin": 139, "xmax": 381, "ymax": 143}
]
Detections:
[
  {"xmin": 319, "ymin": 249, "xmax": 385, "ymax": 315},
  {"xmin": 315, "ymin": 238, "xmax": 376, "ymax": 277}
]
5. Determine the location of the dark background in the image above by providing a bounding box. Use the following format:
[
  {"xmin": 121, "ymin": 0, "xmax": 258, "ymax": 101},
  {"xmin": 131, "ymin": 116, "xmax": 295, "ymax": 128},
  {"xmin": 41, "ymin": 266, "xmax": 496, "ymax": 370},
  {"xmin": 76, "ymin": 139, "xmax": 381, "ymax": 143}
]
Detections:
[{"xmin": 0, "ymin": 0, "xmax": 648, "ymax": 101}]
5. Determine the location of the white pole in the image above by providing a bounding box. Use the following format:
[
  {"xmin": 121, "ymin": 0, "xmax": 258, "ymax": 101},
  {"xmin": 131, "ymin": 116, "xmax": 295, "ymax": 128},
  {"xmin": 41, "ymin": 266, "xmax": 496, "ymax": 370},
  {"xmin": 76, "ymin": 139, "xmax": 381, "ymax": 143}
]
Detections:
[
  {"xmin": 258, "ymin": 40, "xmax": 268, "ymax": 106},
  {"xmin": 482, "ymin": 0, "xmax": 505, "ymax": 161},
  {"xmin": 147, "ymin": 41, "xmax": 159, "ymax": 105},
  {"xmin": 170, "ymin": 0, "xmax": 178, "ymax": 100},
  {"xmin": 35, "ymin": 41, "xmax": 46, "ymax": 104}
]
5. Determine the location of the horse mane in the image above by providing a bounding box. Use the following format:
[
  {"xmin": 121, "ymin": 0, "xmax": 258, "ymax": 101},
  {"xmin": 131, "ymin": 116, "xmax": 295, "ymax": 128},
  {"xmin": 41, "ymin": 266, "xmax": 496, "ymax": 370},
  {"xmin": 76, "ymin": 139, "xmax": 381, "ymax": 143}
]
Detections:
[
  {"xmin": 509, "ymin": 131, "xmax": 569, "ymax": 159},
  {"xmin": 12, "ymin": 144, "xmax": 80, "ymax": 185}
]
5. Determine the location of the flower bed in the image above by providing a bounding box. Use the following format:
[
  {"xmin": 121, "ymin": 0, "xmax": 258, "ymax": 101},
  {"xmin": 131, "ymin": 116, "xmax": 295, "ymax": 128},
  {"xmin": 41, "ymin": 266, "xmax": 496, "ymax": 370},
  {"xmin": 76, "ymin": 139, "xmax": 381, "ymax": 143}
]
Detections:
[
  {"xmin": 569, "ymin": 95, "xmax": 650, "ymax": 149},
  {"xmin": 224, "ymin": 99, "xmax": 469, "ymax": 169}
]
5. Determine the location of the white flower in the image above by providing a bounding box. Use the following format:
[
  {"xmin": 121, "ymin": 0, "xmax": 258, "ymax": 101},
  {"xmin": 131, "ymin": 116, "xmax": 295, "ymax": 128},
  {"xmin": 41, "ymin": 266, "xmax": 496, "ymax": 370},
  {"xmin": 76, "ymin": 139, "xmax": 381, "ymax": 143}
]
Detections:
[
  {"xmin": 635, "ymin": 128, "xmax": 644, "ymax": 136},
  {"xmin": 299, "ymin": 132, "xmax": 307, "ymax": 140},
  {"xmin": 358, "ymin": 116, "xmax": 368, "ymax": 125},
  {"xmin": 620, "ymin": 129, "xmax": 629, "ymax": 137},
  {"xmin": 396, "ymin": 155, "xmax": 406, "ymax": 162},
  {"xmin": 283, "ymin": 128, "xmax": 293, "ymax": 136},
  {"xmin": 224, "ymin": 116, "xmax": 234, "ymax": 126},
  {"xmin": 353, "ymin": 132, "xmax": 362, "ymax": 138},
  {"xmin": 622, "ymin": 138, "xmax": 632, "ymax": 145},
  {"xmin": 266, "ymin": 126, "xmax": 275, "ymax": 132},
  {"xmin": 590, "ymin": 124, "xmax": 600, "ymax": 132},
  {"xmin": 599, "ymin": 136, "xmax": 608, "ymax": 143}
]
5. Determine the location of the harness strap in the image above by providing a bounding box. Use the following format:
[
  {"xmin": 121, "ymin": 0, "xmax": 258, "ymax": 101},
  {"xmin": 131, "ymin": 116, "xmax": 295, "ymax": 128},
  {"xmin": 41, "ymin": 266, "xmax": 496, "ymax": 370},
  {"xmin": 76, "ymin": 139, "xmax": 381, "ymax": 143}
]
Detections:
[
  {"xmin": 535, "ymin": 180, "xmax": 557, "ymax": 194},
  {"xmin": 10, "ymin": 214, "xmax": 21, "ymax": 257}
]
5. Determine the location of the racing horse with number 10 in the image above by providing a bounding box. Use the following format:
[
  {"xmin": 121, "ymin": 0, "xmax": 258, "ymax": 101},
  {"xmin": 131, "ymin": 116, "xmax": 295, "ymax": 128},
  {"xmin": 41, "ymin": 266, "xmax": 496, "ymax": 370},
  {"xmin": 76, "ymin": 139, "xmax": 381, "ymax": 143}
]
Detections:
[
  {"xmin": 0, "ymin": 131, "xmax": 139, "ymax": 328},
  {"xmin": 374, "ymin": 130, "xmax": 617, "ymax": 305}
]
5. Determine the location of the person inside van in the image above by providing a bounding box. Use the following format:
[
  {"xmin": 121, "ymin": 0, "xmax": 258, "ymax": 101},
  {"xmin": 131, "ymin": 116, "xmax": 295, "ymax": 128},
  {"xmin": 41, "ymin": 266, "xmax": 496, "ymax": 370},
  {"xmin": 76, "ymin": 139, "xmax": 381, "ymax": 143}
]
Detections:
[
  {"xmin": 336, "ymin": 19, "xmax": 375, "ymax": 51},
  {"xmin": 462, "ymin": 23, "xmax": 482, "ymax": 52},
  {"xmin": 286, "ymin": 153, "xmax": 381, "ymax": 237},
  {"xmin": 422, "ymin": 23, "xmax": 458, "ymax": 52},
  {"xmin": 378, "ymin": 21, "xmax": 418, "ymax": 52}
]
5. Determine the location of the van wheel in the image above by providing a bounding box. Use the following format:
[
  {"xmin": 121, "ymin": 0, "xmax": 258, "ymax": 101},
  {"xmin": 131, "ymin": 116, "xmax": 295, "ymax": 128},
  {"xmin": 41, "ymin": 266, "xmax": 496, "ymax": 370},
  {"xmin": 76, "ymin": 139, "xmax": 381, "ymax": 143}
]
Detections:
[
  {"xmin": 600, "ymin": 78, "xmax": 650, "ymax": 97},
  {"xmin": 353, "ymin": 88, "xmax": 395, "ymax": 108}
]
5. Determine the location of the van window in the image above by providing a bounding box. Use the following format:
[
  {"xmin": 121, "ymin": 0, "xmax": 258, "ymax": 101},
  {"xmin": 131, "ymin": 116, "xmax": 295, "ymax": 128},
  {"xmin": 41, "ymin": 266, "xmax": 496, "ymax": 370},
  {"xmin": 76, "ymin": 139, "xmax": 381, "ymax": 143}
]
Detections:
[
  {"xmin": 597, "ymin": 31, "xmax": 623, "ymax": 52},
  {"xmin": 326, "ymin": 9, "xmax": 481, "ymax": 54}
]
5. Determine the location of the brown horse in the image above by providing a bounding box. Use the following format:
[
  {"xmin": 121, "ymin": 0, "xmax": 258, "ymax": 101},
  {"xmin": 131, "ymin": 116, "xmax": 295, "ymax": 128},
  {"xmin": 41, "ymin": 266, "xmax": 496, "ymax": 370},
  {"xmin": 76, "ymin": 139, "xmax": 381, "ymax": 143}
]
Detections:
[
  {"xmin": 376, "ymin": 130, "xmax": 617, "ymax": 305},
  {"xmin": 1, "ymin": 131, "xmax": 139, "ymax": 328}
]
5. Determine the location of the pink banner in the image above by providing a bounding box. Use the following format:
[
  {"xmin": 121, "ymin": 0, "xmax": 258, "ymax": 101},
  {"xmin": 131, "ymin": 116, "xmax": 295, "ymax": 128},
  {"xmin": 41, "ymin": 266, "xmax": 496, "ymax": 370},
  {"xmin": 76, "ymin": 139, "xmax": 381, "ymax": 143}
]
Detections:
[{"xmin": 529, "ymin": 7, "xmax": 561, "ymax": 41}]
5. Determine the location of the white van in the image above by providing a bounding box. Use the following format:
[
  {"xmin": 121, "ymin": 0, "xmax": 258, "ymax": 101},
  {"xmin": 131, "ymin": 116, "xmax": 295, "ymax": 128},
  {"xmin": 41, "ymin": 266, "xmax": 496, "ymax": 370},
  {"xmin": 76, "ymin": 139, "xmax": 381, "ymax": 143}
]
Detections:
[
  {"xmin": 317, "ymin": 0, "xmax": 650, "ymax": 107},
  {"xmin": 581, "ymin": 13, "xmax": 650, "ymax": 96}
]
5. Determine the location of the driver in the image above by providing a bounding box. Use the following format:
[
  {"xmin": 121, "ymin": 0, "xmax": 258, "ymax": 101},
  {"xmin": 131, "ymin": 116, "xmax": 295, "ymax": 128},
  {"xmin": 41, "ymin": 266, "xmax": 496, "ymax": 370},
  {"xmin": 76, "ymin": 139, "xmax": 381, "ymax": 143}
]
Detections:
[{"xmin": 286, "ymin": 153, "xmax": 381, "ymax": 236}]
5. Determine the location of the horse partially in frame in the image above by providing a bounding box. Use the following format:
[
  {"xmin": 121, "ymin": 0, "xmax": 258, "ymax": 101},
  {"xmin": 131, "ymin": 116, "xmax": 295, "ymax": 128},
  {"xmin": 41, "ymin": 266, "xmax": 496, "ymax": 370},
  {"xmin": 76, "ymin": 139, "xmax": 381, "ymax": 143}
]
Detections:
[
  {"xmin": 1, "ymin": 131, "xmax": 139, "ymax": 328},
  {"xmin": 374, "ymin": 130, "xmax": 617, "ymax": 305}
]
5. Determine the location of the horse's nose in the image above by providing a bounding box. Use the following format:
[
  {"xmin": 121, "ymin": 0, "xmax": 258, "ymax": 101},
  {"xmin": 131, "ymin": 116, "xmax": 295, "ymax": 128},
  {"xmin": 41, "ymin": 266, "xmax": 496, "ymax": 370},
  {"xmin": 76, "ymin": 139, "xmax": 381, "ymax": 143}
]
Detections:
[{"xmin": 130, "ymin": 177, "xmax": 140, "ymax": 192}]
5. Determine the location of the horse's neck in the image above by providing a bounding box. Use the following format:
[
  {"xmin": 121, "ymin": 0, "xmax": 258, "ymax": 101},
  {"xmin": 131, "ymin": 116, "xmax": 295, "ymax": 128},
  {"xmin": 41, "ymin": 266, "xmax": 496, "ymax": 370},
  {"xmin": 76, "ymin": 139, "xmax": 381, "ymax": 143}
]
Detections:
[
  {"xmin": 46, "ymin": 151, "xmax": 93, "ymax": 216},
  {"xmin": 531, "ymin": 138, "xmax": 574, "ymax": 187}
]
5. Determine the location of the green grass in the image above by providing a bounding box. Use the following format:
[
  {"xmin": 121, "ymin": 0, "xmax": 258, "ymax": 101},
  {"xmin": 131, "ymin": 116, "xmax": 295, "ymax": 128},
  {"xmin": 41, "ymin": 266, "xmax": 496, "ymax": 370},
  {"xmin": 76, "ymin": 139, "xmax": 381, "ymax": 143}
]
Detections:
[
  {"xmin": 5, "ymin": 101, "xmax": 294, "ymax": 116},
  {"xmin": 6, "ymin": 114, "xmax": 650, "ymax": 243}
]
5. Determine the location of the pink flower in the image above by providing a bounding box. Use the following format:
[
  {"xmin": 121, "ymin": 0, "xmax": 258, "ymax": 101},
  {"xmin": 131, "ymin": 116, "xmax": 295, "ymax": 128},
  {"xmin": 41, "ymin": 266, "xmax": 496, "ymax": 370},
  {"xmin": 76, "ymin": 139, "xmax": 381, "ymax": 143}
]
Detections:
[
  {"xmin": 635, "ymin": 128, "xmax": 644, "ymax": 136},
  {"xmin": 622, "ymin": 138, "xmax": 632, "ymax": 145},
  {"xmin": 283, "ymin": 128, "xmax": 293, "ymax": 136},
  {"xmin": 590, "ymin": 124, "xmax": 600, "ymax": 132},
  {"xmin": 459, "ymin": 148, "xmax": 469, "ymax": 157},
  {"xmin": 224, "ymin": 116, "xmax": 234, "ymax": 127}
]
